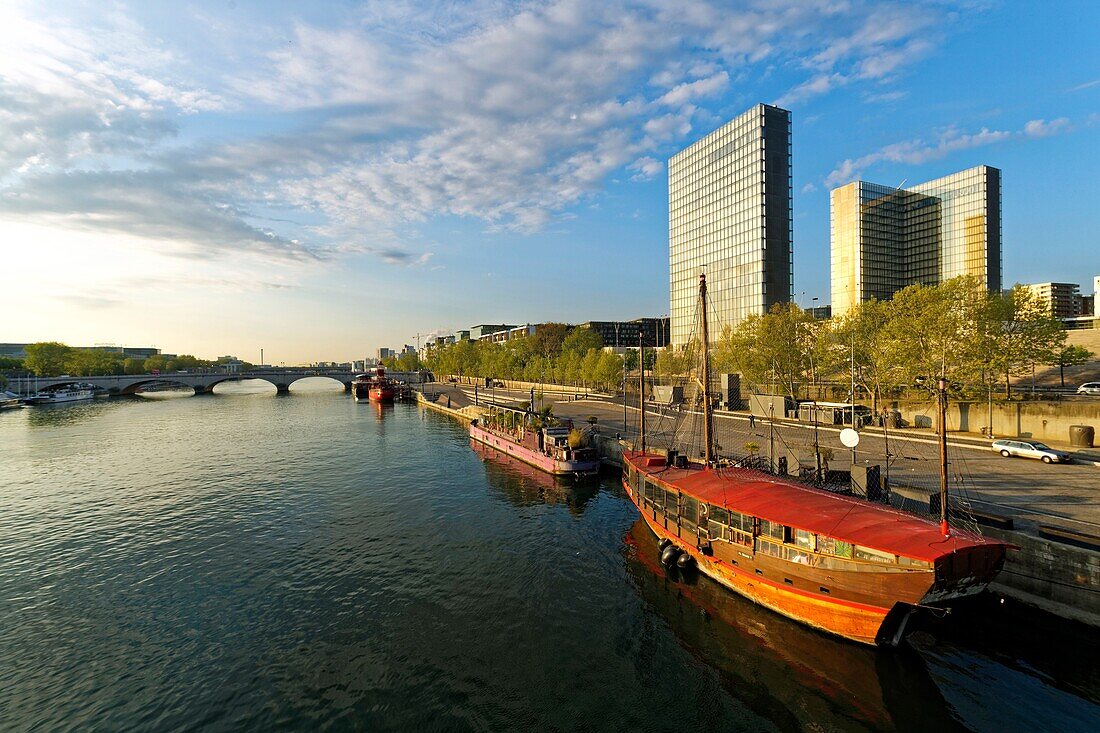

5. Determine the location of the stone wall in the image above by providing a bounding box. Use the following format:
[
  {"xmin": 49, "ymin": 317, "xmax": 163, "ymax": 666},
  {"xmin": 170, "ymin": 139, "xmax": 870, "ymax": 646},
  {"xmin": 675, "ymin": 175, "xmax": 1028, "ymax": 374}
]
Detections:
[
  {"xmin": 895, "ymin": 399, "xmax": 1099, "ymax": 442},
  {"xmin": 985, "ymin": 527, "xmax": 1100, "ymax": 627}
]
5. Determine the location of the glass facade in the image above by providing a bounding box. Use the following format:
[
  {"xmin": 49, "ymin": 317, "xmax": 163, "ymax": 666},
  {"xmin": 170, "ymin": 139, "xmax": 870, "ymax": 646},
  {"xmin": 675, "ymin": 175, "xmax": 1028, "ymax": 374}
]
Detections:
[
  {"xmin": 669, "ymin": 104, "xmax": 792, "ymax": 345},
  {"xmin": 830, "ymin": 166, "xmax": 1002, "ymax": 316}
]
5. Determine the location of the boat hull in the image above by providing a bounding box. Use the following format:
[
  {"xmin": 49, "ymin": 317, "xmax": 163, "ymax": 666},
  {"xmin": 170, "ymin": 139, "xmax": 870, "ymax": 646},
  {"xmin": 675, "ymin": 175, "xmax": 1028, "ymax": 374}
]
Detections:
[
  {"xmin": 26, "ymin": 392, "xmax": 95, "ymax": 404},
  {"xmin": 368, "ymin": 387, "xmax": 395, "ymax": 402},
  {"xmin": 628, "ymin": 488, "xmax": 890, "ymax": 645},
  {"xmin": 470, "ymin": 422, "xmax": 600, "ymax": 477}
]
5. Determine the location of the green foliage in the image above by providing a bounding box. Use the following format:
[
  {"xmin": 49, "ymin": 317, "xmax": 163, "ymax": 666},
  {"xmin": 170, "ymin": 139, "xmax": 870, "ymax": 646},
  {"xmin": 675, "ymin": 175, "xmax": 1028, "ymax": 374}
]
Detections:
[
  {"xmin": 422, "ymin": 325, "xmax": 624, "ymax": 390},
  {"xmin": 654, "ymin": 345, "xmax": 693, "ymax": 378},
  {"xmin": 622, "ymin": 348, "xmax": 638, "ymax": 372},
  {"xmin": 561, "ymin": 326, "xmax": 603, "ymax": 356},
  {"xmin": 1050, "ymin": 344, "xmax": 1095, "ymax": 388},
  {"xmin": 713, "ymin": 303, "xmax": 814, "ymax": 399},
  {"xmin": 0, "ymin": 356, "xmax": 23, "ymax": 370},
  {"xmin": 24, "ymin": 342, "xmax": 72, "ymax": 376},
  {"xmin": 64, "ymin": 348, "xmax": 124, "ymax": 376},
  {"xmin": 979, "ymin": 284, "xmax": 1066, "ymax": 397},
  {"xmin": 693, "ymin": 276, "xmax": 1074, "ymax": 402}
]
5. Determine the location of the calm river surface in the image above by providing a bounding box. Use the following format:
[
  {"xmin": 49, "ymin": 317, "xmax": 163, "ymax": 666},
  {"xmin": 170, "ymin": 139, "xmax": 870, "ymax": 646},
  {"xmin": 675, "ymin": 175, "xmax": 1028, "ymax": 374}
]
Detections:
[{"xmin": 1, "ymin": 380, "xmax": 1097, "ymax": 732}]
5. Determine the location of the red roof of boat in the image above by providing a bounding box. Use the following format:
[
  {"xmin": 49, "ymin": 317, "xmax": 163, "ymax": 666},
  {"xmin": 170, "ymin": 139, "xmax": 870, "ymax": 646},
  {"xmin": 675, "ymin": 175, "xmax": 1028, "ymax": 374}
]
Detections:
[{"xmin": 625, "ymin": 452, "xmax": 1003, "ymax": 563}]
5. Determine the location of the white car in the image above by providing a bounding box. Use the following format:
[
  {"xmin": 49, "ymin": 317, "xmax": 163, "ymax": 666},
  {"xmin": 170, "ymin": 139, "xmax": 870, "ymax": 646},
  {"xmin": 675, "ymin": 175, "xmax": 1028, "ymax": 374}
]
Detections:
[
  {"xmin": 1077, "ymin": 382, "xmax": 1100, "ymax": 396},
  {"xmin": 991, "ymin": 439, "xmax": 1071, "ymax": 464}
]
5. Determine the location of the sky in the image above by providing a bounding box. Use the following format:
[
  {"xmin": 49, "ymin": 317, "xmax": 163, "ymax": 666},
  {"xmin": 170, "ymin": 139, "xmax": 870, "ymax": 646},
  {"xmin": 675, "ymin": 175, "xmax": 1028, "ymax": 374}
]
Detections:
[{"xmin": 1, "ymin": 0, "xmax": 1098, "ymax": 363}]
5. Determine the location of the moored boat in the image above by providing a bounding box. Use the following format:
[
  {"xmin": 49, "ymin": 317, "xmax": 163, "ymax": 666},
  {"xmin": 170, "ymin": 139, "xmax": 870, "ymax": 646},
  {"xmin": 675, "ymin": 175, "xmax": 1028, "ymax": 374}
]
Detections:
[
  {"xmin": 25, "ymin": 383, "xmax": 97, "ymax": 405},
  {"xmin": 623, "ymin": 273, "xmax": 1010, "ymax": 646},
  {"xmin": 352, "ymin": 367, "xmax": 395, "ymax": 402},
  {"xmin": 1, "ymin": 390, "xmax": 24, "ymax": 410},
  {"xmin": 469, "ymin": 411, "xmax": 600, "ymax": 478}
]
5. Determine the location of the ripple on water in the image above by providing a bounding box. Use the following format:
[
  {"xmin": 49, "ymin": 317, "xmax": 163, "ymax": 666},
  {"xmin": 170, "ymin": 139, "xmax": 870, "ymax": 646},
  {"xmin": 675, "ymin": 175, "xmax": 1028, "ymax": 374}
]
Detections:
[{"xmin": 1, "ymin": 395, "xmax": 1097, "ymax": 732}]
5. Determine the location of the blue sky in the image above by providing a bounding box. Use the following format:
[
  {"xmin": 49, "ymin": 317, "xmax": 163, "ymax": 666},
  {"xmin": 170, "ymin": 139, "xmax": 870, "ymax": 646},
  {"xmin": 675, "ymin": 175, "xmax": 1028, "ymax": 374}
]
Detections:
[{"xmin": 1, "ymin": 0, "xmax": 1097, "ymax": 362}]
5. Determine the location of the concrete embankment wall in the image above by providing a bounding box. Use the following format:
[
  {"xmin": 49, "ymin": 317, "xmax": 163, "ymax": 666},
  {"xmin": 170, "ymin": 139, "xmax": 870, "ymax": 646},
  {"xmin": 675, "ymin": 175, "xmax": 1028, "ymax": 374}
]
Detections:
[
  {"xmin": 414, "ymin": 392, "xmax": 482, "ymax": 422},
  {"xmin": 437, "ymin": 375, "xmax": 602, "ymax": 396},
  {"xmin": 896, "ymin": 399, "xmax": 1099, "ymax": 443},
  {"xmin": 985, "ymin": 527, "xmax": 1100, "ymax": 627}
]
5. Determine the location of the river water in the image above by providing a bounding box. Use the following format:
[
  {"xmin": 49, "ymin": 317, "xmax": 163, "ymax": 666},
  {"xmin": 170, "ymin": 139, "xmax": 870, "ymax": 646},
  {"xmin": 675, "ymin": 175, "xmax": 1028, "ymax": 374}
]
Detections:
[{"xmin": 1, "ymin": 381, "xmax": 1097, "ymax": 732}]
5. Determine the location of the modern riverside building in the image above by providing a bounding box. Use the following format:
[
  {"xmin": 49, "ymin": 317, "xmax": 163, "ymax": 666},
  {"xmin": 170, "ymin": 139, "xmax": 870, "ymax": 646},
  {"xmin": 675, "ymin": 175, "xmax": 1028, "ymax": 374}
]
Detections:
[
  {"xmin": 830, "ymin": 165, "xmax": 1002, "ymax": 317},
  {"xmin": 579, "ymin": 318, "xmax": 670, "ymax": 348},
  {"xmin": 1024, "ymin": 282, "xmax": 1080, "ymax": 320},
  {"xmin": 669, "ymin": 104, "xmax": 792, "ymax": 345}
]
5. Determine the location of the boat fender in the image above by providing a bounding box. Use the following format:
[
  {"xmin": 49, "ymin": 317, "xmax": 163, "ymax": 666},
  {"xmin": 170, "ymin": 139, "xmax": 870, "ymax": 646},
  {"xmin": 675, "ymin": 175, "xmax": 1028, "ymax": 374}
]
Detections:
[
  {"xmin": 660, "ymin": 545, "xmax": 681, "ymax": 567},
  {"xmin": 676, "ymin": 552, "xmax": 695, "ymax": 571},
  {"xmin": 658, "ymin": 538, "xmax": 672, "ymax": 551}
]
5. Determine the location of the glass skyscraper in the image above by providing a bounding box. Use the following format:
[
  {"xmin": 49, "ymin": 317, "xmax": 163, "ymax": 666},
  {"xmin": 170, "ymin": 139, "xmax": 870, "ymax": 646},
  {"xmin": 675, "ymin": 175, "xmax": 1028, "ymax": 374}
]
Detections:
[
  {"xmin": 830, "ymin": 165, "xmax": 1001, "ymax": 317},
  {"xmin": 669, "ymin": 104, "xmax": 792, "ymax": 346}
]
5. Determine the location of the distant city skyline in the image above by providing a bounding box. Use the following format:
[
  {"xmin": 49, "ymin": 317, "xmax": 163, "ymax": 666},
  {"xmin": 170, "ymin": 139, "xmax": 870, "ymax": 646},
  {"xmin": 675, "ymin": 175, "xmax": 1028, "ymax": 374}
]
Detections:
[{"xmin": 1, "ymin": 1, "xmax": 1098, "ymax": 361}]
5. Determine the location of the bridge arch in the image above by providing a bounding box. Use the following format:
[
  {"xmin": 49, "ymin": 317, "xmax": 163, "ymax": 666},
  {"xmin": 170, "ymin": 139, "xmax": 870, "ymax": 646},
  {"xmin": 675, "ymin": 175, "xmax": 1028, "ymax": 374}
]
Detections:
[{"xmin": 119, "ymin": 378, "xmax": 207, "ymax": 396}]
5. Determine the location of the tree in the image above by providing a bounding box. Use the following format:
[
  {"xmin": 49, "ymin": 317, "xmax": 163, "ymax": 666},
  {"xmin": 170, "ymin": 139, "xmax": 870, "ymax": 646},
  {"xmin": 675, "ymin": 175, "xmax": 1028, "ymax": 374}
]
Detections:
[
  {"xmin": 826, "ymin": 299, "xmax": 900, "ymax": 412},
  {"xmin": 1050, "ymin": 344, "xmax": 1095, "ymax": 388},
  {"xmin": 144, "ymin": 355, "xmax": 170, "ymax": 373},
  {"xmin": 0, "ymin": 356, "xmax": 23, "ymax": 370},
  {"xmin": 713, "ymin": 303, "xmax": 813, "ymax": 399},
  {"xmin": 561, "ymin": 326, "xmax": 602, "ymax": 357},
  {"xmin": 24, "ymin": 342, "xmax": 73, "ymax": 376},
  {"xmin": 528, "ymin": 323, "xmax": 568, "ymax": 362},
  {"xmin": 123, "ymin": 358, "xmax": 146, "ymax": 375},
  {"xmin": 882, "ymin": 277, "xmax": 987, "ymax": 393},
  {"xmin": 982, "ymin": 284, "xmax": 1066, "ymax": 398},
  {"xmin": 167, "ymin": 354, "xmax": 210, "ymax": 371},
  {"xmin": 654, "ymin": 344, "xmax": 693, "ymax": 378},
  {"xmin": 64, "ymin": 348, "xmax": 124, "ymax": 376},
  {"xmin": 622, "ymin": 348, "xmax": 638, "ymax": 372}
]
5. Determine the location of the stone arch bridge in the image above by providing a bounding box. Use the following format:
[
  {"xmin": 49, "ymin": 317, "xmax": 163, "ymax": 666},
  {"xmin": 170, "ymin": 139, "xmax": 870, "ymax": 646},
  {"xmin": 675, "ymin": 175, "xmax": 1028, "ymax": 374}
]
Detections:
[{"xmin": 8, "ymin": 369, "xmax": 426, "ymax": 397}]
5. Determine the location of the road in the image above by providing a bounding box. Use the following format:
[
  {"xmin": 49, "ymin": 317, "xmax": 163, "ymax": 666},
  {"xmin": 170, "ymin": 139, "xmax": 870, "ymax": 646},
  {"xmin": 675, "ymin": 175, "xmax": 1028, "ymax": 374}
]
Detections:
[{"xmin": 431, "ymin": 383, "xmax": 1100, "ymax": 532}]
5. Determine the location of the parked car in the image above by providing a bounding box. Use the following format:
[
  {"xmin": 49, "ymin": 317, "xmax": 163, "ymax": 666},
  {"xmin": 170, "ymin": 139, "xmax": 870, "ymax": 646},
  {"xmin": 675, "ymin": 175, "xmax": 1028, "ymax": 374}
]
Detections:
[
  {"xmin": 991, "ymin": 438, "xmax": 1071, "ymax": 464},
  {"xmin": 1077, "ymin": 382, "xmax": 1100, "ymax": 396}
]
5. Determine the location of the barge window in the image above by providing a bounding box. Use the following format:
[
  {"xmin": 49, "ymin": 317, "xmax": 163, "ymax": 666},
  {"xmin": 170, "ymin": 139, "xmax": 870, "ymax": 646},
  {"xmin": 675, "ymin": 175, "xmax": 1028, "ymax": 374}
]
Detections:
[
  {"xmin": 758, "ymin": 539, "xmax": 783, "ymax": 557},
  {"xmin": 791, "ymin": 529, "xmax": 814, "ymax": 550},
  {"xmin": 818, "ymin": 537, "xmax": 854, "ymax": 559},
  {"xmin": 730, "ymin": 511, "xmax": 753, "ymax": 533},
  {"xmin": 760, "ymin": 520, "xmax": 785, "ymax": 541},
  {"xmin": 898, "ymin": 556, "xmax": 932, "ymax": 569},
  {"xmin": 709, "ymin": 506, "xmax": 729, "ymax": 526},
  {"xmin": 663, "ymin": 489, "xmax": 679, "ymax": 516},
  {"xmin": 854, "ymin": 546, "xmax": 895, "ymax": 564},
  {"xmin": 681, "ymin": 496, "xmax": 699, "ymax": 528}
]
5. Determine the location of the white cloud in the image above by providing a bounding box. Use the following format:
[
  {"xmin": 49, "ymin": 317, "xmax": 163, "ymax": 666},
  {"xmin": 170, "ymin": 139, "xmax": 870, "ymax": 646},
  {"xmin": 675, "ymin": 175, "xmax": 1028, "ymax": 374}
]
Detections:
[
  {"xmin": 656, "ymin": 71, "xmax": 729, "ymax": 106},
  {"xmin": 0, "ymin": 0, "xmax": 968, "ymax": 267},
  {"xmin": 1023, "ymin": 117, "xmax": 1071, "ymax": 138},
  {"xmin": 628, "ymin": 156, "xmax": 664, "ymax": 181},
  {"xmin": 824, "ymin": 116, "xmax": 1077, "ymax": 187}
]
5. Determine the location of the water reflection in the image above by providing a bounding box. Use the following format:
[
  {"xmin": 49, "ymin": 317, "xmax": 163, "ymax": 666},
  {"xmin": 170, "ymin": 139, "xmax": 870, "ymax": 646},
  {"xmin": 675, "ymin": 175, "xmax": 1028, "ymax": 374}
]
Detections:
[
  {"xmin": 623, "ymin": 519, "xmax": 965, "ymax": 732},
  {"xmin": 471, "ymin": 440, "xmax": 598, "ymax": 514},
  {"xmin": 23, "ymin": 399, "xmax": 117, "ymax": 427}
]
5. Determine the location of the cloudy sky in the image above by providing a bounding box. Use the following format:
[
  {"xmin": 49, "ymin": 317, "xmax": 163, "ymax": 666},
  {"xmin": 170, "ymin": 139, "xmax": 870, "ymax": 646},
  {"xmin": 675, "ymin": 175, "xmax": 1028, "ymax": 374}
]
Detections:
[{"xmin": 1, "ymin": 0, "xmax": 1097, "ymax": 362}]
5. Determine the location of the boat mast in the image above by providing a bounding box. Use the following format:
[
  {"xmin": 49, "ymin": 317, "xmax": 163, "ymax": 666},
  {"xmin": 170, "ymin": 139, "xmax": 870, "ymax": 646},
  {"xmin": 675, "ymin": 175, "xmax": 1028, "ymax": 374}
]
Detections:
[
  {"xmin": 937, "ymin": 375, "xmax": 949, "ymax": 536},
  {"xmin": 638, "ymin": 332, "xmax": 646, "ymax": 453},
  {"xmin": 699, "ymin": 273, "xmax": 714, "ymax": 467}
]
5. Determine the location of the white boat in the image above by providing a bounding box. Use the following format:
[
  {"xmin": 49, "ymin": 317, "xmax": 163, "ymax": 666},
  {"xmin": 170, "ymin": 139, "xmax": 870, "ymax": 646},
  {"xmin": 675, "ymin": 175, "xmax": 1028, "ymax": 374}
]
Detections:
[
  {"xmin": 25, "ymin": 384, "xmax": 98, "ymax": 404},
  {"xmin": 1, "ymin": 390, "xmax": 24, "ymax": 410}
]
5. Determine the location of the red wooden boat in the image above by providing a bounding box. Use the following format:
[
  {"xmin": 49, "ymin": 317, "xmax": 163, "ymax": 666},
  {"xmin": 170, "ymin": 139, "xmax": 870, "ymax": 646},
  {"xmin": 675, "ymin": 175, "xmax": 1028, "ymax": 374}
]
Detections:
[{"xmin": 623, "ymin": 274, "xmax": 1010, "ymax": 646}]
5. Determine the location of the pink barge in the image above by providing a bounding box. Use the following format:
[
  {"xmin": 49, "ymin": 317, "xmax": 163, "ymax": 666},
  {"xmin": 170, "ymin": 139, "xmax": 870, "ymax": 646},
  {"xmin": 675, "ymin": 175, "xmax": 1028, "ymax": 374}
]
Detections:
[{"xmin": 469, "ymin": 419, "xmax": 600, "ymax": 478}]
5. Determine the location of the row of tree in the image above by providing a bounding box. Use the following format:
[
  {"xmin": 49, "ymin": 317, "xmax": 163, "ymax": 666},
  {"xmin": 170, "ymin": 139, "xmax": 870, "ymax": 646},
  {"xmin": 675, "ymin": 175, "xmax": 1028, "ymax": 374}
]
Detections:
[
  {"xmin": 418, "ymin": 323, "xmax": 655, "ymax": 390},
  {"xmin": 17, "ymin": 343, "xmax": 251, "ymax": 377},
  {"xmin": 704, "ymin": 276, "xmax": 1092, "ymax": 408}
]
